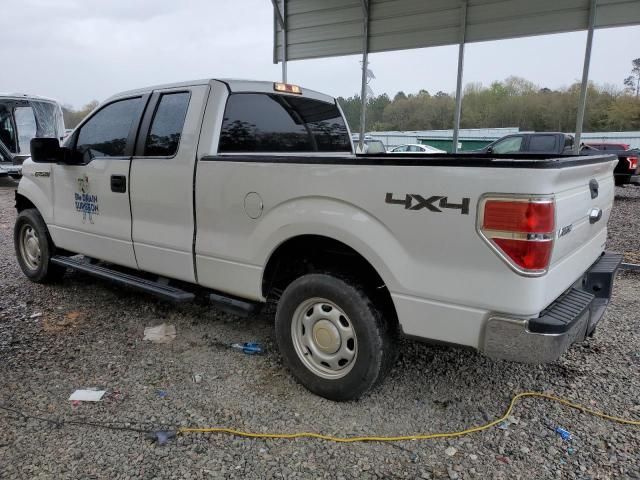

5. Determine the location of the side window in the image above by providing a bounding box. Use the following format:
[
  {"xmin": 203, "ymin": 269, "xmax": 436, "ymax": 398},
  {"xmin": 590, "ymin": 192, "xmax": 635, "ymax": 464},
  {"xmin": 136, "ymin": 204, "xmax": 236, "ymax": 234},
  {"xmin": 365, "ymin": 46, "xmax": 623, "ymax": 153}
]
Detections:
[
  {"xmin": 144, "ymin": 92, "xmax": 190, "ymax": 156},
  {"xmin": 529, "ymin": 135, "xmax": 557, "ymax": 152},
  {"xmin": 492, "ymin": 136, "xmax": 523, "ymax": 154},
  {"xmin": 218, "ymin": 93, "xmax": 350, "ymax": 153},
  {"xmin": 0, "ymin": 108, "xmax": 16, "ymax": 153},
  {"xmin": 14, "ymin": 106, "xmax": 37, "ymax": 155},
  {"xmin": 564, "ymin": 136, "xmax": 574, "ymax": 150},
  {"xmin": 76, "ymin": 97, "xmax": 143, "ymax": 160}
]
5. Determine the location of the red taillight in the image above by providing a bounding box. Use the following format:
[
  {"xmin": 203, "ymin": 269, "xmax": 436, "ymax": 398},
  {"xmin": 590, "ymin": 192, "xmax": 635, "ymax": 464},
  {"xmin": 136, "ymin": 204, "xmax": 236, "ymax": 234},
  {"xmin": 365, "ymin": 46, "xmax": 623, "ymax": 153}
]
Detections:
[
  {"xmin": 483, "ymin": 201, "xmax": 554, "ymax": 233},
  {"xmin": 479, "ymin": 197, "xmax": 555, "ymax": 275},
  {"xmin": 626, "ymin": 156, "xmax": 638, "ymax": 171},
  {"xmin": 492, "ymin": 238, "xmax": 553, "ymax": 270}
]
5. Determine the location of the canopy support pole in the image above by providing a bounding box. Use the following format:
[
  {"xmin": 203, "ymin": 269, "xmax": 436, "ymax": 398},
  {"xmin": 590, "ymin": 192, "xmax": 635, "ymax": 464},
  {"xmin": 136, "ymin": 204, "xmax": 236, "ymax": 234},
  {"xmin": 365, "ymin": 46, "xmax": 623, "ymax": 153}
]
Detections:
[
  {"xmin": 358, "ymin": 0, "xmax": 370, "ymax": 153},
  {"xmin": 271, "ymin": 0, "xmax": 287, "ymax": 82},
  {"xmin": 574, "ymin": 0, "xmax": 597, "ymax": 153},
  {"xmin": 452, "ymin": 1, "xmax": 467, "ymax": 154}
]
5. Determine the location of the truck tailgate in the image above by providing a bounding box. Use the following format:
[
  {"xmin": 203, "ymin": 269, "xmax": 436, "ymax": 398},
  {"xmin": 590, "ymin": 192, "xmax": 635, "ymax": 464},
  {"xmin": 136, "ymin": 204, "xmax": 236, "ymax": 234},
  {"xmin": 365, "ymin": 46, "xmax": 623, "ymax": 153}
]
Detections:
[{"xmin": 551, "ymin": 159, "xmax": 615, "ymax": 268}]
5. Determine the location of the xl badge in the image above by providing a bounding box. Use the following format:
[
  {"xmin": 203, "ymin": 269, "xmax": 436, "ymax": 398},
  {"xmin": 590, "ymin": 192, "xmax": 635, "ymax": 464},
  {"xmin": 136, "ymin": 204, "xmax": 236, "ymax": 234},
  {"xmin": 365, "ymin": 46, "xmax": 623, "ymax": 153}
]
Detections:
[{"xmin": 385, "ymin": 193, "xmax": 470, "ymax": 215}]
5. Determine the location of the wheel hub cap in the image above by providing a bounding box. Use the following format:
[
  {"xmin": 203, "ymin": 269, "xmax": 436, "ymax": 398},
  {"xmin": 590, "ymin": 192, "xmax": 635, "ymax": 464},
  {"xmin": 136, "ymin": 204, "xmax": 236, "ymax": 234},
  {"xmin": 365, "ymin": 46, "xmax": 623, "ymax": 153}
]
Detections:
[
  {"xmin": 290, "ymin": 298, "xmax": 358, "ymax": 380},
  {"xmin": 19, "ymin": 225, "xmax": 41, "ymax": 271},
  {"xmin": 312, "ymin": 319, "xmax": 340, "ymax": 354}
]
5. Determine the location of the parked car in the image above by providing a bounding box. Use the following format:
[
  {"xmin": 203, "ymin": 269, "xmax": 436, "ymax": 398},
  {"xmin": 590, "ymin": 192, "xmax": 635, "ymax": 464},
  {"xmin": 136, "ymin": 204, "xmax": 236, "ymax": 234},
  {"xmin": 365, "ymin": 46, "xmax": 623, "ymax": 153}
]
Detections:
[
  {"xmin": 586, "ymin": 142, "xmax": 639, "ymax": 186},
  {"xmin": 388, "ymin": 144, "xmax": 446, "ymax": 154},
  {"xmin": 0, "ymin": 94, "xmax": 65, "ymax": 179},
  {"xmin": 16, "ymin": 79, "xmax": 621, "ymax": 401},
  {"xmin": 470, "ymin": 132, "xmax": 638, "ymax": 186},
  {"xmin": 586, "ymin": 142, "xmax": 630, "ymax": 151}
]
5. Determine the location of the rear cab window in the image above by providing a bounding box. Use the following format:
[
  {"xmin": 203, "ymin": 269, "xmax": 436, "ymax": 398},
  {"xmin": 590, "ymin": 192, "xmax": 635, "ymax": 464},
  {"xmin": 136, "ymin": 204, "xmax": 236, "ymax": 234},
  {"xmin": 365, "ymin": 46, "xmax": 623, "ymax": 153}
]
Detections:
[
  {"xmin": 218, "ymin": 93, "xmax": 350, "ymax": 153},
  {"xmin": 144, "ymin": 92, "xmax": 191, "ymax": 157},
  {"xmin": 528, "ymin": 135, "xmax": 558, "ymax": 152}
]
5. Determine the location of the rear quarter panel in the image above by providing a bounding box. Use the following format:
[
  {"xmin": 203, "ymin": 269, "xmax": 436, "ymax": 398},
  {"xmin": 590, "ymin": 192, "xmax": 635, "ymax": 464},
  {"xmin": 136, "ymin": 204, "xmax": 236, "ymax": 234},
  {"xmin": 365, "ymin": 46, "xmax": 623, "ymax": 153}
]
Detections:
[{"xmin": 194, "ymin": 157, "xmax": 616, "ymax": 348}]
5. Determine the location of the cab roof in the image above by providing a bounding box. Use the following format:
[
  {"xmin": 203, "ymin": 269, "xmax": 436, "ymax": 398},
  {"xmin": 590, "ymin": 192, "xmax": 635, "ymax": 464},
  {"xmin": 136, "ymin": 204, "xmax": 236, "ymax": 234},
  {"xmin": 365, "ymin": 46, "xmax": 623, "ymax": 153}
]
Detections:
[{"xmin": 107, "ymin": 79, "xmax": 335, "ymax": 104}]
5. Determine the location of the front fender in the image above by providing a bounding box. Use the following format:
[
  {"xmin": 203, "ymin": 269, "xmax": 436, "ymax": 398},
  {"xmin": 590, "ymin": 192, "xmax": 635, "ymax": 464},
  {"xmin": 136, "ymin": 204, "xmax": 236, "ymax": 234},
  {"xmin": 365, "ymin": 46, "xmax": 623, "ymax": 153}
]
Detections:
[{"xmin": 16, "ymin": 160, "xmax": 54, "ymax": 223}]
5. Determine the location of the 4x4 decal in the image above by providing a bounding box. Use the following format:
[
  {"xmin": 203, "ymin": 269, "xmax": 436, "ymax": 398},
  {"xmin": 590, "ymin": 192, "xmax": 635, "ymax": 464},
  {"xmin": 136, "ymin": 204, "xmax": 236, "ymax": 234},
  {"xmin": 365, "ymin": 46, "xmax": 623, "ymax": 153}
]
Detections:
[{"xmin": 385, "ymin": 193, "xmax": 470, "ymax": 215}]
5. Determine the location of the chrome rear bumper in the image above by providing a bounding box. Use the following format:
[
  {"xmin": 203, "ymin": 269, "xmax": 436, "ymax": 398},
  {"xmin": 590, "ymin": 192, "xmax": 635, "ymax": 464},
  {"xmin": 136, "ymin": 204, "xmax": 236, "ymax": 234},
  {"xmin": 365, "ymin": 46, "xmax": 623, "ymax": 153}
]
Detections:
[{"xmin": 482, "ymin": 252, "xmax": 622, "ymax": 364}]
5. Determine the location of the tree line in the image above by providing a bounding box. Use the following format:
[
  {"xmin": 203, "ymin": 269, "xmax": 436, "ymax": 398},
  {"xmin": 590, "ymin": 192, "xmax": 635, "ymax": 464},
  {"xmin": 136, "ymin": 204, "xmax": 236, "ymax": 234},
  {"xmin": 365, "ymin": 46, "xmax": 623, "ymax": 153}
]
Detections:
[
  {"xmin": 338, "ymin": 76, "xmax": 640, "ymax": 133},
  {"xmin": 62, "ymin": 70, "xmax": 640, "ymax": 133}
]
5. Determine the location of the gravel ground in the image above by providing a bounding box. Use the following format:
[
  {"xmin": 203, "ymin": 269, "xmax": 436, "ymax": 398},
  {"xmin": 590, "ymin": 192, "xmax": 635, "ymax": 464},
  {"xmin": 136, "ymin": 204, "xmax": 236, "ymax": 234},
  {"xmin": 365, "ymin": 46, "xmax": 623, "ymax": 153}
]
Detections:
[{"xmin": 1, "ymin": 178, "xmax": 639, "ymax": 479}]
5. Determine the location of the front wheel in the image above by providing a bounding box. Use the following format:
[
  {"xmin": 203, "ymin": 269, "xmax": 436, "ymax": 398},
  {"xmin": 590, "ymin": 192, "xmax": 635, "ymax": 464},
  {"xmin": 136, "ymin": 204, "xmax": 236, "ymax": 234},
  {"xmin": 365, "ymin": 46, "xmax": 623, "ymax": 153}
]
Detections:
[
  {"xmin": 14, "ymin": 209, "xmax": 65, "ymax": 283},
  {"xmin": 275, "ymin": 274, "xmax": 395, "ymax": 401}
]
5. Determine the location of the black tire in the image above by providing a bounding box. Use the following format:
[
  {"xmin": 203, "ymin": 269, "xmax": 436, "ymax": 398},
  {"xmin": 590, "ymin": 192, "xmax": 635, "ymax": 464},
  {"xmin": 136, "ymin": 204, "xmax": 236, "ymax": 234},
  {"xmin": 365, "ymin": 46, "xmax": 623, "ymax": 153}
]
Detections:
[
  {"xmin": 275, "ymin": 273, "xmax": 395, "ymax": 401},
  {"xmin": 14, "ymin": 208, "xmax": 65, "ymax": 283}
]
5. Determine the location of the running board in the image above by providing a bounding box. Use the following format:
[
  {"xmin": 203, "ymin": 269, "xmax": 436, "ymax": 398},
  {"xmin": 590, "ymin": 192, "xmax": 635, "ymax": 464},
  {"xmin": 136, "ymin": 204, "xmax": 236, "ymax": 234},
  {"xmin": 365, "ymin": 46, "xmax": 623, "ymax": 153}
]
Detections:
[
  {"xmin": 209, "ymin": 292, "xmax": 261, "ymax": 317},
  {"xmin": 51, "ymin": 256, "xmax": 195, "ymax": 303}
]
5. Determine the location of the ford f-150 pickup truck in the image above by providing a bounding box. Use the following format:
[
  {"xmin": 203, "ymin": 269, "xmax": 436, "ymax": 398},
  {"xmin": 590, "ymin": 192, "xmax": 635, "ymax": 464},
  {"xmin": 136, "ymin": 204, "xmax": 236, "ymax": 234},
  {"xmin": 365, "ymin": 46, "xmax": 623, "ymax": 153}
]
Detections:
[{"xmin": 14, "ymin": 79, "xmax": 621, "ymax": 401}]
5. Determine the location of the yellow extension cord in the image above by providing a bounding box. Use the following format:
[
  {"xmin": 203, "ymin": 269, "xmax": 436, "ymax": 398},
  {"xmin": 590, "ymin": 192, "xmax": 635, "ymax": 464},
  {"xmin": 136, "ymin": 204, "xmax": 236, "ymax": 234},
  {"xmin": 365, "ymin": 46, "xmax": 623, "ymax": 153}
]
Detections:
[{"xmin": 178, "ymin": 392, "xmax": 640, "ymax": 443}]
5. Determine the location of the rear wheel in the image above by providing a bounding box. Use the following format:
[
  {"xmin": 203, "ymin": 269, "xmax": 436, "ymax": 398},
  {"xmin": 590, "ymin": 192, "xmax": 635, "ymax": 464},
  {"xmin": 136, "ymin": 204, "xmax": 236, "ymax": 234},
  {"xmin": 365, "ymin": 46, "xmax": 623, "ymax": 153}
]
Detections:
[
  {"xmin": 275, "ymin": 273, "xmax": 395, "ymax": 401},
  {"xmin": 14, "ymin": 209, "xmax": 65, "ymax": 283}
]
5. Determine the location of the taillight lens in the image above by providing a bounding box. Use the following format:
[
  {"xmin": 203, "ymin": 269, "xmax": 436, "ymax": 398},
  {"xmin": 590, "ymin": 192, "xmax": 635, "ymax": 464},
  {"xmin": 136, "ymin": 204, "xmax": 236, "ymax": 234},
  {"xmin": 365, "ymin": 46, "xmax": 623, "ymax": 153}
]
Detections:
[
  {"xmin": 479, "ymin": 197, "xmax": 555, "ymax": 275},
  {"xmin": 626, "ymin": 156, "xmax": 638, "ymax": 171}
]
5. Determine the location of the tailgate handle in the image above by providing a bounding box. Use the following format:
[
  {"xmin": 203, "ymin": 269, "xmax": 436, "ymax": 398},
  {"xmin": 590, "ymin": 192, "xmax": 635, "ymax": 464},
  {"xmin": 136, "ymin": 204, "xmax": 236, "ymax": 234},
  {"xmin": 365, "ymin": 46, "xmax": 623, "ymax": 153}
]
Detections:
[
  {"xmin": 589, "ymin": 179, "xmax": 599, "ymax": 199},
  {"xmin": 589, "ymin": 208, "xmax": 602, "ymax": 224}
]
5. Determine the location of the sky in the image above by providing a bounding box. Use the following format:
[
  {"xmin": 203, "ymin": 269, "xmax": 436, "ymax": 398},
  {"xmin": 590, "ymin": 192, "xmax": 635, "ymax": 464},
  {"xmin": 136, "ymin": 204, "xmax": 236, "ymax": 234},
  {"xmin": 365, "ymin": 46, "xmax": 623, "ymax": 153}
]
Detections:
[{"xmin": 2, "ymin": 0, "xmax": 640, "ymax": 109}]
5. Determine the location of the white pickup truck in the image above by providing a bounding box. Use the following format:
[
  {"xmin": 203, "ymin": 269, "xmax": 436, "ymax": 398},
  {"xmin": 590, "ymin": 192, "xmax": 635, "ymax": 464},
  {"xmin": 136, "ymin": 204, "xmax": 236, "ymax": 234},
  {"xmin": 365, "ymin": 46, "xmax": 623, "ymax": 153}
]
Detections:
[{"xmin": 15, "ymin": 79, "xmax": 621, "ymax": 401}]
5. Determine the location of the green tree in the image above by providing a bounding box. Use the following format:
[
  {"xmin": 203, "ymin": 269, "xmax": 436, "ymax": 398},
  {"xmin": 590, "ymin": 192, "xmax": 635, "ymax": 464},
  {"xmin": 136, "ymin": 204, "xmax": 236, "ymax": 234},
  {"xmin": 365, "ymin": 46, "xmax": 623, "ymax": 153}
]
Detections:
[
  {"xmin": 62, "ymin": 100, "xmax": 99, "ymax": 129},
  {"xmin": 623, "ymin": 58, "xmax": 640, "ymax": 97}
]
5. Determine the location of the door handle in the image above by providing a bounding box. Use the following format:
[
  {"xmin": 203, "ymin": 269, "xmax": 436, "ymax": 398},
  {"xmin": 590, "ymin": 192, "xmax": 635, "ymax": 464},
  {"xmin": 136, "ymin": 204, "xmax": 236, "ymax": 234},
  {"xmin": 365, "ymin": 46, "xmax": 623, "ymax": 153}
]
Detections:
[
  {"xmin": 110, "ymin": 175, "xmax": 127, "ymax": 193},
  {"xmin": 589, "ymin": 208, "xmax": 602, "ymax": 224}
]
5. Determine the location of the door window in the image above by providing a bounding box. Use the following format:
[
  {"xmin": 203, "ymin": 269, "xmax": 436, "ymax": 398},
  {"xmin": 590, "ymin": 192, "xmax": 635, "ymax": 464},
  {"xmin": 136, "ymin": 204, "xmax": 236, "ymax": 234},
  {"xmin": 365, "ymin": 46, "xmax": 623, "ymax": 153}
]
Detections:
[
  {"xmin": 14, "ymin": 106, "xmax": 37, "ymax": 155},
  {"xmin": 219, "ymin": 93, "xmax": 350, "ymax": 153},
  {"xmin": 392, "ymin": 145, "xmax": 407, "ymax": 152},
  {"xmin": 528, "ymin": 135, "xmax": 557, "ymax": 152},
  {"xmin": 76, "ymin": 97, "xmax": 143, "ymax": 161},
  {"xmin": 491, "ymin": 136, "xmax": 523, "ymax": 154},
  {"xmin": 144, "ymin": 92, "xmax": 190, "ymax": 156},
  {"xmin": 408, "ymin": 145, "xmax": 422, "ymax": 152},
  {"xmin": 0, "ymin": 106, "xmax": 16, "ymax": 153}
]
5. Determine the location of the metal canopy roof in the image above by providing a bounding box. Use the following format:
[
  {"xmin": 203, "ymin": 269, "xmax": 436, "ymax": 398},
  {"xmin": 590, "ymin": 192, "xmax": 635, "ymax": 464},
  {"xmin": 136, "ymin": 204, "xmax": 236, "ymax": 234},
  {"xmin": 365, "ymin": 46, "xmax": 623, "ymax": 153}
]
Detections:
[
  {"xmin": 274, "ymin": 0, "xmax": 640, "ymax": 62},
  {"xmin": 270, "ymin": 0, "xmax": 640, "ymax": 153}
]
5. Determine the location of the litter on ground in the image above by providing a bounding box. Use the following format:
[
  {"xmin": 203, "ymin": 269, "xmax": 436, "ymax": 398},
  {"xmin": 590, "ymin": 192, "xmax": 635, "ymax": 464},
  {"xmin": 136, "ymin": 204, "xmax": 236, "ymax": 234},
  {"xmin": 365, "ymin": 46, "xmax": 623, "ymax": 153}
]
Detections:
[
  {"xmin": 143, "ymin": 323, "xmax": 176, "ymax": 344},
  {"xmin": 69, "ymin": 389, "xmax": 106, "ymax": 402}
]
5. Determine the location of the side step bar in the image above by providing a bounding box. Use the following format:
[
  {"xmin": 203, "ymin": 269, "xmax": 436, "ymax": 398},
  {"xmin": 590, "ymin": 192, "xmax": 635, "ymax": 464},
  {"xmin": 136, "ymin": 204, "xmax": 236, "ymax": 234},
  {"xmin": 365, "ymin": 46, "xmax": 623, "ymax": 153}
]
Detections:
[
  {"xmin": 209, "ymin": 293, "xmax": 261, "ymax": 317},
  {"xmin": 51, "ymin": 256, "xmax": 195, "ymax": 302}
]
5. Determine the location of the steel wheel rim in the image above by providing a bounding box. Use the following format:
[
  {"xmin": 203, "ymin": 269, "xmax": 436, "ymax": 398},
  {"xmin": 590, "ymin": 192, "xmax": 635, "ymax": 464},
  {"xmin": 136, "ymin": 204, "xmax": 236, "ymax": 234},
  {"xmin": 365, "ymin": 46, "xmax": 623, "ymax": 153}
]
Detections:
[
  {"xmin": 291, "ymin": 297, "xmax": 358, "ymax": 380},
  {"xmin": 19, "ymin": 224, "xmax": 41, "ymax": 271}
]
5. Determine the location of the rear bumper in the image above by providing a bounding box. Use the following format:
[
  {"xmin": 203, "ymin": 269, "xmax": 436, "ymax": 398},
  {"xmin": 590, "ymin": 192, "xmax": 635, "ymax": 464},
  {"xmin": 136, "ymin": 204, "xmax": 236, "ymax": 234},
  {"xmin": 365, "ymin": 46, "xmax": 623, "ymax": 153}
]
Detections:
[{"xmin": 482, "ymin": 252, "xmax": 622, "ymax": 364}]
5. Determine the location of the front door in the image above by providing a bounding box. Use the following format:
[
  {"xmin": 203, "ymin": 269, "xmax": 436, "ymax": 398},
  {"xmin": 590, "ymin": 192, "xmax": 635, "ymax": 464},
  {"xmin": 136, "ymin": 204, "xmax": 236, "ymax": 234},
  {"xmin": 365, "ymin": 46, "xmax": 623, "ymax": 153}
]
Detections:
[{"xmin": 49, "ymin": 96, "xmax": 148, "ymax": 268}]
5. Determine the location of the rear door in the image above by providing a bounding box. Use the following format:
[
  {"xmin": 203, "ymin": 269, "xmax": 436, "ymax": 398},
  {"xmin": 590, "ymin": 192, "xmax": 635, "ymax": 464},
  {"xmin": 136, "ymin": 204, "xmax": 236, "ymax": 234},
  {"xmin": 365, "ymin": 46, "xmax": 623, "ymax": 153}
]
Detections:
[
  {"xmin": 50, "ymin": 95, "xmax": 148, "ymax": 268},
  {"xmin": 129, "ymin": 85, "xmax": 209, "ymax": 282}
]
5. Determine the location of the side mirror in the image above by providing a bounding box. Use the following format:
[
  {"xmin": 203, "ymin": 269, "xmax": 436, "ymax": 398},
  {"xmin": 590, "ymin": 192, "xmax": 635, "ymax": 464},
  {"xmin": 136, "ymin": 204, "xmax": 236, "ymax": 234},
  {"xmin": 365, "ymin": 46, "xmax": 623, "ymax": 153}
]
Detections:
[
  {"xmin": 30, "ymin": 138, "xmax": 62, "ymax": 163},
  {"xmin": 485, "ymin": 147, "xmax": 493, "ymax": 154}
]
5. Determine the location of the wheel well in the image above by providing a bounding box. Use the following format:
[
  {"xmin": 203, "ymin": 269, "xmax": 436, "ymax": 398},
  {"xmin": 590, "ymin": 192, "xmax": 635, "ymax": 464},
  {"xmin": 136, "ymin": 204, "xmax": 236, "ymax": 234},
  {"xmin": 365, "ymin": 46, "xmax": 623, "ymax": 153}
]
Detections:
[
  {"xmin": 262, "ymin": 235, "xmax": 397, "ymax": 325},
  {"xmin": 15, "ymin": 193, "xmax": 36, "ymax": 213}
]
